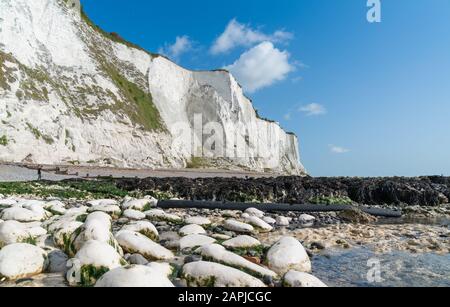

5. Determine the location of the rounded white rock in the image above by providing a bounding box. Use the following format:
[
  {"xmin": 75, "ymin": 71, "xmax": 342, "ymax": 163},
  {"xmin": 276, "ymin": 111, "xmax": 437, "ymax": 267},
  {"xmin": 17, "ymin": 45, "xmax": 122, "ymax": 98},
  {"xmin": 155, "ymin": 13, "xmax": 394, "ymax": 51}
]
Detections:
[
  {"xmin": 121, "ymin": 198, "xmax": 157, "ymax": 211},
  {"xmin": 86, "ymin": 199, "xmax": 118, "ymax": 207},
  {"xmin": 71, "ymin": 218, "xmax": 116, "ymax": 255},
  {"xmin": 1, "ymin": 207, "xmax": 46, "ymax": 222},
  {"xmin": 211, "ymin": 233, "xmax": 232, "ymax": 241},
  {"xmin": 266, "ymin": 237, "xmax": 311, "ymax": 275},
  {"xmin": 122, "ymin": 209, "xmax": 146, "ymax": 220},
  {"xmin": 87, "ymin": 204, "xmax": 122, "ymax": 218},
  {"xmin": 179, "ymin": 234, "xmax": 216, "ymax": 250},
  {"xmin": 95, "ymin": 265, "xmax": 174, "ymax": 287},
  {"xmin": 182, "ymin": 261, "xmax": 266, "ymax": 287},
  {"xmin": 241, "ymin": 213, "xmax": 251, "ymax": 219},
  {"xmin": 144, "ymin": 209, "xmax": 182, "ymax": 223},
  {"xmin": 72, "ymin": 240, "xmax": 124, "ymax": 268},
  {"xmin": 223, "ymin": 219, "xmax": 254, "ymax": 233},
  {"xmin": 184, "ymin": 216, "xmax": 211, "ymax": 226},
  {"xmin": 65, "ymin": 206, "xmax": 89, "ymax": 216},
  {"xmin": 66, "ymin": 240, "xmax": 125, "ymax": 286},
  {"xmin": 299, "ymin": 214, "xmax": 316, "ymax": 224},
  {"xmin": 0, "ymin": 243, "xmax": 48, "ymax": 280},
  {"xmin": 244, "ymin": 208, "xmax": 265, "ymax": 218},
  {"xmin": 26, "ymin": 226, "xmax": 47, "ymax": 237},
  {"xmin": 244, "ymin": 216, "xmax": 273, "ymax": 232},
  {"xmin": 179, "ymin": 224, "xmax": 207, "ymax": 236},
  {"xmin": 262, "ymin": 217, "xmax": 276, "ymax": 225},
  {"xmin": 0, "ymin": 221, "xmax": 30, "ymax": 248},
  {"xmin": 115, "ymin": 230, "xmax": 174, "ymax": 261},
  {"xmin": 45, "ymin": 200, "xmax": 67, "ymax": 215},
  {"xmin": 284, "ymin": 270, "xmax": 327, "ymax": 287},
  {"xmin": 146, "ymin": 262, "xmax": 174, "ymax": 277},
  {"xmin": 276, "ymin": 216, "xmax": 290, "ymax": 227},
  {"xmin": 52, "ymin": 221, "xmax": 84, "ymax": 251},
  {"xmin": 222, "ymin": 235, "xmax": 261, "ymax": 249},
  {"xmin": 121, "ymin": 221, "xmax": 159, "ymax": 241},
  {"xmin": 199, "ymin": 244, "xmax": 277, "ymax": 279},
  {"xmin": 85, "ymin": 211, "xmax": 112, "ymax": 229},
  {"xmin": 0, "ymin": 198, "xmax": 17, "ymax": 208}
]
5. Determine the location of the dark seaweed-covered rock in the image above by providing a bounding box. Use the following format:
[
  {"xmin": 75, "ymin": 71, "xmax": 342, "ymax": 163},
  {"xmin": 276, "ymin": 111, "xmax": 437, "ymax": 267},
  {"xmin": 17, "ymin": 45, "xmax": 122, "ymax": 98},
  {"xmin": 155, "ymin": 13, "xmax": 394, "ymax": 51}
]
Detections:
[{"xmin": 115, "ymin": 176, "xmax": 450, "ymax": 207}]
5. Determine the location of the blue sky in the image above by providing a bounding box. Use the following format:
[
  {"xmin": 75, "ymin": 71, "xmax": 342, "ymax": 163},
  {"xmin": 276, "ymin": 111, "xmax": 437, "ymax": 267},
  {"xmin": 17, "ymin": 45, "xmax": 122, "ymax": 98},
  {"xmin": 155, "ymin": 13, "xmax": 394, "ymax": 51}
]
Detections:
[{"xmin": 83, "ymin": 0, "xmax": 450, "ymax": 177}]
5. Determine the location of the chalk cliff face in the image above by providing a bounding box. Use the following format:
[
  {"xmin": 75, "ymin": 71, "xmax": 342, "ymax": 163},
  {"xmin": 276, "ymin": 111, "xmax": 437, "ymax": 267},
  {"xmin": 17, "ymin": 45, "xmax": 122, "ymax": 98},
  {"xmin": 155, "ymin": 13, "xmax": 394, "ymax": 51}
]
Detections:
[{"xmin": 0, "ymin": 0, "xmax": 306, "ymax": 175}]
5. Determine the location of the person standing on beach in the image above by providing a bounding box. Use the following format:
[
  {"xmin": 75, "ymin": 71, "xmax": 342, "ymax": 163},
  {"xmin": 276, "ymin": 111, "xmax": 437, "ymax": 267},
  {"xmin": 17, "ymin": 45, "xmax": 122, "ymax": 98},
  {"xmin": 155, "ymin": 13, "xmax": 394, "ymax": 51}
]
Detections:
[{"xmin": 37, "ymin": 166, "xmax": 42, "ymax": 181}]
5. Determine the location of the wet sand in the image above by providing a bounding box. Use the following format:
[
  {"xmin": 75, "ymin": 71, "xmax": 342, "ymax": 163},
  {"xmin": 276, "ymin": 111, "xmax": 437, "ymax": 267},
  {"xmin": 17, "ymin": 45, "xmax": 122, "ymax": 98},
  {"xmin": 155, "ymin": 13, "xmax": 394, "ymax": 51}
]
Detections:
[{"xmin": 0, "ymin": 163, "xmax": 276, "ymax": 182}]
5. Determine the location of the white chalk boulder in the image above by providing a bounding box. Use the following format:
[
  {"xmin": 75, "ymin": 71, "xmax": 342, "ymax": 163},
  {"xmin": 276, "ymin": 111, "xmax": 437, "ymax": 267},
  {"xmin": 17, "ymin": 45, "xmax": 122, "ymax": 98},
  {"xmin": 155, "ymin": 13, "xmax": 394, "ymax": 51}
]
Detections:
[
  {"xmin": 71, "ymin": 222, "xmax": 119, "ymax": 255},
  {"xmin": 1, "ymin": 207, "xmax": 47, "ymax": 222},
  {"xmin": 244, "ymin": 216, "xmax": 273, "ymax": 232},
  {"xmin": 179, "ymin": 234, "xmax": 216, "ymax": 250},
  {"xmin": 0, "ymin": 198, "xmax": 17, "ymax": 208},
  {"xmin": 0, "ymin": 243, "xmax": 48, "ymax": 280},
  {"xmin": 115, "ymin": 231, "xmax": 174, "ymax": 261},
  {"xmin": 0, "ymin": 220, "xmax": 30, "ymax": 247},
  {"xmin": 276, "ymin": 216, "xmax": 290, "ymax": 227},
  {"xmin": 121, "ymin": 221, "xmax": 159, "ymax": 241},
  {"xmin": 222, "ymin": 235, "xmax": 262, "ymax": 250},
  {"xmin": 299, "ymin": 214, "xmax": 316, "ymax": 224},
  {"xmin": 199, "ymin": 244, "xmax": 277, "ymax": 279},
  {"xmin": 223, "ymin": 219, "xmax": 254, "ymax": 233},
  {"xmin": 184, "ymin": 216, "xmax": 211, "ymax": 226},
  {"xmin": 146, "ymin": 262, "xmax": 174, "ymax": 277},
  {"xmin": 121, "ymin": 198, "xmax": 157, "ymax": 211},
  {"xmin": 263, "ymin": 216, "xmax": 276, "ymax": 225},
  {"xmin": 122, "ymin": 209, "xmax": 146, "ymax": 221},
  {"xmin": 244, "ymin": 208, "xmax": 265, "ymax": 218},
  {"xmin": 266, "ymin": 237, "xmax": 311, "ymax": 275},
  {"xmin": 182, "ymin": 261, "xmax": 266, "ymax": 287},
  {"xmin": 45, "ymin": 200, "xmax": 67, "ymax": 215},
  {"xmin": 87, "ymin": 204, "xmax": 122, "ymax": 219},
  {"xmin": 52, "ymin": 221, "xmax": 84, "ymax": 252},
  {"xmin": 179, "ymin": 224, "xmax": 207, "ymax": 236},
  {"xmin": 84, "ymin": 211, "xmax": 112, "ymax": 228},
  {"xmin": 284, "ymin": 270, "xmax": 327, "ymax": 287},
  {"xmin": 66, "ymin": 240, "xmax": 125, "ymax": 286},
  {"xmin": 95, "ymin": 265, "xmax": 174, "ymax": 287},
  {"xmin": 144, "ymin": 209, "xmax": 182, "ymax": 224},
  {"xmin": 86, "ymin": 199, "xmax": 118, "ymax": 207}
]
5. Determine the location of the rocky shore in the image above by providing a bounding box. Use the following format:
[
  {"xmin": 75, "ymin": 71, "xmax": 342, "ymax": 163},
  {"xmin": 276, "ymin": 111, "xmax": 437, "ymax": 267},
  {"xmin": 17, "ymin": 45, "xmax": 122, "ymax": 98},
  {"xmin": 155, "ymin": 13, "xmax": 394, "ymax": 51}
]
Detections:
[
  {"xmin": 0, "ymin": 178, "xmax": 449, "ymax": 287},
  {"xmin": 0, "ymin": 194, "xmax": 330, "ymax": 287}
]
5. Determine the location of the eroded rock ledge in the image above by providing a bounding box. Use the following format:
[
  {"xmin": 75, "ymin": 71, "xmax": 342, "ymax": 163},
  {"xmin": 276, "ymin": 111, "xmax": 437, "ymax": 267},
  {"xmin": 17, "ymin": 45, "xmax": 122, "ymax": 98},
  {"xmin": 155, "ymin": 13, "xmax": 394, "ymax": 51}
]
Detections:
[{"xmin": 115, "ymin": 176, "xmax": 450, "ymax": 207}]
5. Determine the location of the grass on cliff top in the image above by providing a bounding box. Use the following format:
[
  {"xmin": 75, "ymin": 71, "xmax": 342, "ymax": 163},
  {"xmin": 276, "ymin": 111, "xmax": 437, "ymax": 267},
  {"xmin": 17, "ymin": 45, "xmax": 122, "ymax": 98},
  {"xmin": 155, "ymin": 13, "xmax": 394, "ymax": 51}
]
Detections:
[
  {"xmin": 80, "ymin": 6, "xmax": 157, "ymax": 57},
  {"xmin": 0, "ymin": 180, "xmax": 131, "ymax": 199}
]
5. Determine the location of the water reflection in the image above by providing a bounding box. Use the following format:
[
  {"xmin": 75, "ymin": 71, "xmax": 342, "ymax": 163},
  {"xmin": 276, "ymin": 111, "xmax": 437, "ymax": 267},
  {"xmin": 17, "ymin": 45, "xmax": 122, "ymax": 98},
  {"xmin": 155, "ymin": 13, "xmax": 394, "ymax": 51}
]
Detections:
[{"xmin": 312, "ymin": 247, "xmax": 450, "ymax": 287}]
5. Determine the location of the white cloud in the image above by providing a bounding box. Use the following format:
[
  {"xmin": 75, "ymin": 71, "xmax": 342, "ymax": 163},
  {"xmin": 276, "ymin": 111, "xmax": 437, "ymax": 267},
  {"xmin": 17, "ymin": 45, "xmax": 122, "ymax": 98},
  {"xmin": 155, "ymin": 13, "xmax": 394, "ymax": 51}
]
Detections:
[
  {"xmin": 330, "ymin": 145, "xmax": 350, "ymax": 154},
  {"xmin": 284, "ymin": 113, "xmax": 292, "ymax": 121},
  {"xmin": 299, "ymin": 103, "xmax": 326, "ymax": 116},
  {"xmin": 211, "ymin": 19, "xmax": 292, "ymax": 54},
  {"xmin": 159, "ymin": 35, "xmax": 193, "ymax": 60},
  {"xmin": 225, "ymin": 42, "xmax": 293, "ymax": 93}
]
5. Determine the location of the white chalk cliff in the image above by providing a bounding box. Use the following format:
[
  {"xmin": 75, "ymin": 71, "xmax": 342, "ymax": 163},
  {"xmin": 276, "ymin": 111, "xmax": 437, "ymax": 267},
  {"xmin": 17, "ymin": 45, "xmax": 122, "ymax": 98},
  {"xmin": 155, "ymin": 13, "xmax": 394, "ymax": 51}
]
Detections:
[{"xmin": 0, "ymin": 0, "xmax": 305, "ymax": 175}]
